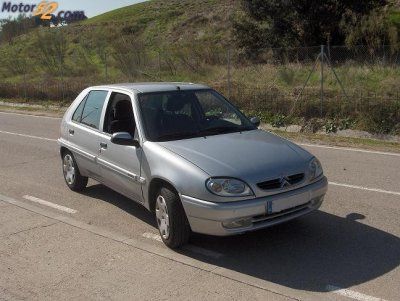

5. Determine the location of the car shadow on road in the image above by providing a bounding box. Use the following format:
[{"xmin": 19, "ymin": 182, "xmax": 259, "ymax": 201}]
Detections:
[
  {"xmin": 81, "ymin": 183, "xmax": 157, "ymax": 227},
  {"xmin": 188, "ymin": 211, "xmax": 400, "ymax": 293},
  {"xmin": 80, "ymin": 183, "xmax": 399, "ymax": 293}
]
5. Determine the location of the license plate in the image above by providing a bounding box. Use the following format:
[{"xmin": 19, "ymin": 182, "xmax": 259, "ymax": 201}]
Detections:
[
  {"xmin": 266, "ymin": 191, "xmax": 310, "ymax": 214},
  {"xmin": 266, "ymin": 201, "xmax": 273, "ymax": 214}
]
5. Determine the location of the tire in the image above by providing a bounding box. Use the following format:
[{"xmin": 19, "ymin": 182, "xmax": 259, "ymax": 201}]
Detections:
[
  {"xmin": 62, "ymin": 150, "xmax": 88, "ymax": 192},
  {"xmin": 155, "ymin": 186, "xmax": 191, "ymax": 249}
]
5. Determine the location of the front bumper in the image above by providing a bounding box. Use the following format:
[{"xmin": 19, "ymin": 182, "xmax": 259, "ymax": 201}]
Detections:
[{"xmin": 181, "ymin": 177, "xmax": 328, "ymax": 236}]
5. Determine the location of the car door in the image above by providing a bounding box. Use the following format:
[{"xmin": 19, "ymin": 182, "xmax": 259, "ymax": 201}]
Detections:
[
  {"xmin": 66, "ymin": 89, "xmax": 110, "ymax": 181},
  {"xmin": 97, "ymin": 91, "xmax": 144, "ymax": 203}
]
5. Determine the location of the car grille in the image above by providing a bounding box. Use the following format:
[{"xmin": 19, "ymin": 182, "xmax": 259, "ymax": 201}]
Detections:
[{"xmin": 257, "ymin": 173, "xmax": 305, "ymax": 190}]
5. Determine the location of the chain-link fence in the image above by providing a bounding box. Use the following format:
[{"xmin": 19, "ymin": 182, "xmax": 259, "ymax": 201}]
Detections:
[{"xmin": 1, "ymin": 44, "xmax": 399, "ymax": 133}]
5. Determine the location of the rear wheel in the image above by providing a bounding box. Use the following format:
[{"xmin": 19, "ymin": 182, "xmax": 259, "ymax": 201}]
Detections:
[
  {"xmin": 62, "ymin": 151, "xmax": 88, "ymax": 192},
  {"xmin": 155, "ymin": 186, "xmax": 191, "ymax": 249}
]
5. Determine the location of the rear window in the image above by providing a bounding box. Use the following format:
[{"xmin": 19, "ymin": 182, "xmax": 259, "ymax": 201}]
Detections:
[{"xmin": 76, "ymin": 90, "xmax": 108, "ymax": 130}]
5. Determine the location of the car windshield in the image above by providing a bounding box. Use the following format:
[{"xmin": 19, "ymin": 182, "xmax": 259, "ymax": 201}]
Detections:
[{"xmin": 138, "ymin": 89, "xmax": 256, "ymax": 142}]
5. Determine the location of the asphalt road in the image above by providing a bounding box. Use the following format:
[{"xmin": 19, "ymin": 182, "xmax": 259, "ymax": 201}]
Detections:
[{"xmin": 1, "ymin": 111, "xmax": 399, "ymax": 301}]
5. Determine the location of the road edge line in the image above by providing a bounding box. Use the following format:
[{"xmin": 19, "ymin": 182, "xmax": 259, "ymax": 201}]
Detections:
[
  {"xmin": 329, "ymin": 182, "xmax": 400, "ymax": 196},
  {"xmin": 0, "ymin": 111, "xmax": 62, "ymax": 120},
  {"xmin": 0, "ymin": 130, "xmax": 57, "ymax": 142},
  {"xmin": 326, "ymin": 285, "xmax": 387, "ymax": 301},
  {"xmin": 299, "ymin": 143, "xmax": 400, "ymax": 157}
]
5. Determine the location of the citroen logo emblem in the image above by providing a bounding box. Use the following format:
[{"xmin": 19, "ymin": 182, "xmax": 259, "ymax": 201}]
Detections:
[{"xmin": 280, "ymin": 176, "xmax": 291, "ymax": 188}]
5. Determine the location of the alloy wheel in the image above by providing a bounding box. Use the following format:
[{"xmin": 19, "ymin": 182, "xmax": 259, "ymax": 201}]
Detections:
[
  {"xmin": 63, "ymin": 154, "xmax": 76, "ymax": 185},
  {"xmin": 155, "ymin": 195, "xmax": 170, "ymax": 239}
]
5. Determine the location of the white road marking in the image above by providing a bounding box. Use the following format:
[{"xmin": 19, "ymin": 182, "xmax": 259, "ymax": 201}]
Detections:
[
  {"xmin": 329, "ymin": 182, "xmax": 400, "ymax": 196},
  {"xmin": 23, "ymin": 195, "xmax": 77, "ymax": 214},
  {"xmin": 0, "ymin": 130, "xmax": 57, "ymax": 142},
  {"xmin": 326, "ymin": 285, "xmax": 387, "ymax": 301},
  {"xmin": 300, "ymin": 143, "xmax": 400, "ymax": 157},
  {"xmin": 142, "ymin": 232, "xmax": 224, "ymax": 259},
  {"xmin": 142, "ymin": 232, "xmax": 162, "ymax": 242},
  {"xmin": 0, "ymin": 111, "xmax": 61, "ymax": 120},
  {"xmin": 184, "ymin": 245, "xmax": 224, "ymax": 259}
]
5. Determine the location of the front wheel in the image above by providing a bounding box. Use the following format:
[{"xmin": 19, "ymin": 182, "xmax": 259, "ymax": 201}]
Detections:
[
  {"xmin": 155, "ymin": 186, "xmax": 191, "ymax": 249},
  {"xmin": 62, "ymin": 151, "xmax": 88, "ymax": 192}
]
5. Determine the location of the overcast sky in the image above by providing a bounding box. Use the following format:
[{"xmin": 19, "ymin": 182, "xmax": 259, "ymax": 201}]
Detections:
[{"xmin": 0, "ymin": 0, "xmax": 146, "ymax": 19}]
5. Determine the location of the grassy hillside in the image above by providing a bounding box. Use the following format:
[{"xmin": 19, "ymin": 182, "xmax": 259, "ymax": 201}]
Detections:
[
  {"xmin": 0, "ymin": 0, "xmax": 399, "ymax": 134},
  {"xmin": 80, "ymin": 0, "xmax": 239, "ymax": 46},
  {"xmin": 0, "ymin": 0, "xmax": 241, "ymax": 95}
]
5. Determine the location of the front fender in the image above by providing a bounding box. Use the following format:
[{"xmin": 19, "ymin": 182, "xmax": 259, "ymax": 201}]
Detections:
[{"xmin": 140, "ymin": 142, "xmax": 210, "ymax": 208}]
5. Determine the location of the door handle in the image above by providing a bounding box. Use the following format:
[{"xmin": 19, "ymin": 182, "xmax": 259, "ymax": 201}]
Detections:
[
  {"xmin": 100, "ymin": 142, "xmax": 108, "ymax": 149},
  {"xmin": 68, "ymin": 129, "xmax": 74, "ymax": 135}
]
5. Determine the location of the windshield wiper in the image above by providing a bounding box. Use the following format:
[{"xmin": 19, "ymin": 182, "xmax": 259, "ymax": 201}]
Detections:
[
  {"xmin": 157, "ymin": 126, "xmax": 256, "ymax": 141},
  {"xmin": 199, "ymin": 126, "xmax": 252, "ymax": 136},
  {"xmin": 157, "ymin": 131, "xmax": 199, "ymax": 141}
]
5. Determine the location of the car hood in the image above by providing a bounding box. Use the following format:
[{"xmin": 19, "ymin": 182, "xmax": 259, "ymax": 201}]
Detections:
[{"xmin": 158, "ymin": 130, "xmax": 313, "ymax": 185}]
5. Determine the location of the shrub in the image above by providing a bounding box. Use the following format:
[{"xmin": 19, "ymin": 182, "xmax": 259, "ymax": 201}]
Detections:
[
  {"xmin": 271, "ymin": 114, "xmax": 286, "ymax": 127},
  {"xmin": 357, "ymin": 101, "xmax": 400, "ymax": 134},
  {"xmin": 324, "ymin": 120, "xmax": 338, "ymax": 133}
]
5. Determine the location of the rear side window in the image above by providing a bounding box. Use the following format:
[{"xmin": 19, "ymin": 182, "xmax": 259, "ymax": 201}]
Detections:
[
  {"xmin": 78, "ymin": 91, "xmax": 108, "ymax": 130},
  {"xmin": 72, "ymin": 96, "xmax": 87, "ymax": 122}
]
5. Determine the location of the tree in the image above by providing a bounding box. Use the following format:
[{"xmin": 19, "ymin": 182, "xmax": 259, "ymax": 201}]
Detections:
[
  {"xmin": 342, "ymin": 6, "xmax": 399, "ymax": 51},
  {"xmin": 234, "ymin": 0, "xmax": 391, "ymax": 55},
  {"xmin": 0, "ymin": 15, "xmax": 37, "ymax": 43},
  {"xmin": 32, "ymin": 28, "xmax": 68, "ymax": 75}
]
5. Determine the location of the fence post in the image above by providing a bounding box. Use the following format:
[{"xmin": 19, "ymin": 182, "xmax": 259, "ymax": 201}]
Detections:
[
  {"xmin": 227, "ymin": 48, "xmax": 231, "ymax": 99},
  {"xmin": 60, "ymin": 52, "xmax": 64, "ymax": 103},
  {"xmin": 104, "ymin": 51, "xmax": 108, "ymax": 81},
  {"xmin": 158, "ymin": 50, "xmax": 162, "ymax": 81},
  {"xmin": 23, "ymin": 71, "xmax": 27, "ymax": 100},
  {"xmin": 320, "ymin": 45, "xmax": 324, "ymax": 117}
]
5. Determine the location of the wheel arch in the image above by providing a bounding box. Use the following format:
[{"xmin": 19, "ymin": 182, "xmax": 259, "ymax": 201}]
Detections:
[
  {"xmin": 148, "ymin": 177, "xmax": 180, "ymax": 213},
  {"xmin": 60, "ymin": 146, "xmax": 69, "ymax": 158}
]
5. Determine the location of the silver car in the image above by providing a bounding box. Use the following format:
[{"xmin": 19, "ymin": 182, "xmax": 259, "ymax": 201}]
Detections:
[{"xmin": 58, "ymin": 83, "xmax": 328, "ymax": 248}]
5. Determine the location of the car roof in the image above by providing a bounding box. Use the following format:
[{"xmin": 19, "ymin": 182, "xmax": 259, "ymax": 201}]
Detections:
[{"xmin": 90, "ymin": 82, "xmax": 210, "ymax": 93}]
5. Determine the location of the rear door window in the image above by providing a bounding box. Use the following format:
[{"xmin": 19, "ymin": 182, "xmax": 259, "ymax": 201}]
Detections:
[
  {"xmin": 79, "ymin": 90, "xmax": 108, "ymax": 130},
  {"xmin": 72, "ymin": 95, "xmax": 87, "ymax": 122}
]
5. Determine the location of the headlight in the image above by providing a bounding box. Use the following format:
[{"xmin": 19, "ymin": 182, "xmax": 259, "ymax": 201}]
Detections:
[
  {"xmin": 308, "ymin": 158, "xmax": 323, "ymax": 181},
  {"xmin": 206, "ymin": 178, "xmax": 253, "ymax": 197}
]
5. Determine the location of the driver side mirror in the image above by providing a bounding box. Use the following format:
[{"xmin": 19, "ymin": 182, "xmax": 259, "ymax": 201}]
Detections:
[
  {"xmin": 111, "ymin": 132, "xmax": 140, "ymax": 148},
  {"xmin": 250, "ymin": 117, "xmax": 260, "ymax": 127}
]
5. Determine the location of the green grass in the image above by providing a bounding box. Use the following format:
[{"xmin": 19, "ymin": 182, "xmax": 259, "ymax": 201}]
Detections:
[
  {"xmin": 389, "ymin": 10, "xmax": 400, "ymax": 26},
  {"xmin": 0, "ymin": 97, "xmax": 63, "ymax": 106},
  {"xmin": 0, "ymin": 104, "xmax": 66, "ymax": 117}
]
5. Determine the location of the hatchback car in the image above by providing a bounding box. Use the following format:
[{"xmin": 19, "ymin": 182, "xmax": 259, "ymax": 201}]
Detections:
[{"xmin": 58, "ymin": 83, "xmax": 328, "ymax": 248}]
